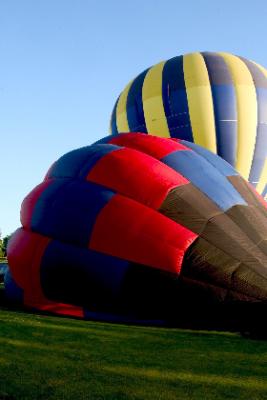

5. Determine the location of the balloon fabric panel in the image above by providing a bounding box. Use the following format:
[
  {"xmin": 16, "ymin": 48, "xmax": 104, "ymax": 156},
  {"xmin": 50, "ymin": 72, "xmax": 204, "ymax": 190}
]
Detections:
[
  {"xmin": 142, "ymin": 61, "xmax": 170, "ymax": 137},
  {"xmin": 162, "ymin": 150, "xmax": 246, "ymax": 211},
  {"xmin": 202, "ymin": 52, "xmax": 237, "ymax": 166},
  {"xmin": 162, "ymin": 56, "xmax": 193, "ymax": 141},
  {"xmin": 89, "ymin": 193, "xmax": 197, "ymax": 274},
  {"xmin": 116, "ymin": 80, "xmax": 132, "ymax": 132},
  {"xmin": 126, "ymin": 68, "xmax": 149, "ymax": 133},
  {"xmin": 110, "ymin": 132, "xmax": 190, "ymax": 158},
  {"xmin": 179, "ymin": 140, "xmax": 238, "ymax": 177},
  {"xmin": 87, "ymin": 146, "xmax": 189, "ymax": 209},
  {"xmin": 47, "ymin": 144, "xmax": 121, "ymax": 179},
  {"xmin": 110, "ymin": 52, "xmax": 267, "ymax": 196}
]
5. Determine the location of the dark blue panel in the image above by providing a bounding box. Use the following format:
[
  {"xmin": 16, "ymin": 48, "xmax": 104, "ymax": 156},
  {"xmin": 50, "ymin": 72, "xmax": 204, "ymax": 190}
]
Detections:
[
  {"xmin": 162, "ymin": 150, "xmax": 247, "ymax": 211},
  {"xmin": 181, "ymin": 140, "xmax": 238, "ymax": 177},
  {"xmin": 209, "ymin": 86, "xmax": 237, "ymax": 166},
  {"xmin": 40, "ymin": 240, "xmax": 129, "ymax": 308},
  {"xmin": 262, "ymin": 185, "xmax": 267, "ymax": 198},
  {"xmin": 94, "ymin": 135, "xmax": 114, "ymax": 144},
  {"xmin": 126, "ymin": 68, "xmax": 149, "ymax": 133},
  {"xmin": 31, "ymin": 180, "xmax": 116, "ymax": 246},
  {"xmin": 78, "ymin": 145, "xmax": 121, "ymax": 178},
  {"xmin": 49, "ymin": 144, "xmax": 121, "ymax": 179},
  {"xmin": 162, "ymin": 56, "xmax": 193, "ymax": 141},
  {"xmin": 202, "ymin": 52, "xmax": 238, "ymax": 166},
  {"xmin": 110, "ymin": 97, "xmax": 119, "ymax": 135},
  {"xmin": 48, "ymin": 147, "xmax": 91, "ymax": 178},
  {"xmin": 202, "ymin": 52, "xmax": 233, "ymax": 85},
  {"xmin": 214, "ymin": 120, "xmax": 237, "ymax": 166},
  {"xmin": 4, "ymin": 267, "xmax": 24, "ymax": 304},
  {"xmin": 248, "ymin": 88, "xmax": 267, "ymax": 186}
]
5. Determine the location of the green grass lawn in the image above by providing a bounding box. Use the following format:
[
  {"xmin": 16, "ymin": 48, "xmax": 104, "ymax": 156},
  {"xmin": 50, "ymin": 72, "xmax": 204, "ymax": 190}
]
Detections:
[{"xmin": 0, "ymin": 307, "xmax": 267, "ymax": 400}]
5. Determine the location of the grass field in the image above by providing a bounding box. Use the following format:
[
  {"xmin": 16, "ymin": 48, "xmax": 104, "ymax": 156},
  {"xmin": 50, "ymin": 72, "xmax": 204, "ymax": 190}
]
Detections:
[{"xmin": 0, "ymin": 306, "xmax": 267, "ymax": 400}]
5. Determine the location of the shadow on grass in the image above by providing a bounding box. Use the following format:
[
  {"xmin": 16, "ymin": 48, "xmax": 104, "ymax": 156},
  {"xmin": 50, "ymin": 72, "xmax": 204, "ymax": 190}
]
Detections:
[{"xmin": 1, "ymin": 282, "xmax": 267, "ymax": 340}]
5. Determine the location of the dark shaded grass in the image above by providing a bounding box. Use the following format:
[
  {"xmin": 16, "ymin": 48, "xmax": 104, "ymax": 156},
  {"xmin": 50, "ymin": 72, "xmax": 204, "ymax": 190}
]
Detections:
[{"xmin": 0, "ymin": 307, "xmax": 267, "ymax": 400}]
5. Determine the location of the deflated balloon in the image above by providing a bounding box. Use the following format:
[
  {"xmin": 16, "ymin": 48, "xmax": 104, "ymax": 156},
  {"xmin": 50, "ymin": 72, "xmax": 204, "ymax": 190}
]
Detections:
[
  {"xmin": 110, "ymin": 52, "xmax": 267, "ymax": 198},
  {"xmin": 6, "ymin": 133, "xmax": 267, "ymax": 322}
]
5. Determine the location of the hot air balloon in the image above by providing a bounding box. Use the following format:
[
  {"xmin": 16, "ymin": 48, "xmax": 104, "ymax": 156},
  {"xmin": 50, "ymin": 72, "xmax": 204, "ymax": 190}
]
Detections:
[
  {"xmin": 6, "ymin": 133, "xmax": 267, "ymax": 325},
  {"xmin": 110, "ymin": 52, "xmax": 267, "ymax": 199}
]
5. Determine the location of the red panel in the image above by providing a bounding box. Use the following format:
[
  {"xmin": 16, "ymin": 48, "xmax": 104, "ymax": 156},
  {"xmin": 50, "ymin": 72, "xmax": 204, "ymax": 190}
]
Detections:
[
  {"xmin": 21, "ymin": 180, "xmax": 53, "ymax": 229},
  {"xmin": 90, "ymin": 194, "xmax": 198, "ymax": 274},
  {"xmin": 87, "ymin": 147, "xmax": 189, "ymax": 209},
  {"xmin": 7, "ymin": 228, "xmax": 34, "ymax": 289},
  {"xmin": 7, "ymin": 228, "xmax": 84, "ymax": 318},
  {"xmin": 109, "ymin": 132, "xmax": 190, "ymax": 159},
  {"xmin": 32, "ymin": 302, "xmax": 84, "ymax": 317}
]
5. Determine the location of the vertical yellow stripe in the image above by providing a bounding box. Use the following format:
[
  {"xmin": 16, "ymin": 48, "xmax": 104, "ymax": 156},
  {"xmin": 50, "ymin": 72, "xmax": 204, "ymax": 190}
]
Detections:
[
  {"xmin": 183, "ymin": 53, "xmax": 217, "ymax": 153},
  {"xmin": 256, "ymin": 157, "xmax": 267, "ymax": 197},
  {"xmin": 219, "ymin": 53, "xmax": 258, "ymax": 180},
  {"xmin": 142, "ymin": 61, "xmax": 170, "ymax": 137},
  {"xmin": 116, "ymin": 80, "xmax": 133, "ymax": 132}
]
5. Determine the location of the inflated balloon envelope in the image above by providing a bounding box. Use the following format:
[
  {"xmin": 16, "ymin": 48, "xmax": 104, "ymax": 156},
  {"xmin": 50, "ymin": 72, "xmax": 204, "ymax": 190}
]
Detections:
[
  {"xmin": 6, "ymin": 133, "xmax": 267, "ymax": 329},
  {"xmin": 110, "ymin": 52, "xmax": 267, "ymax": 199}
]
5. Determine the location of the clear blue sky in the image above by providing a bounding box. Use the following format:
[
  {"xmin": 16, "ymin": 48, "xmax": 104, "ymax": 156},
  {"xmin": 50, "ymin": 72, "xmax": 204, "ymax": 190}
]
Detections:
[{"xmin": 1, "ymin": 0, "xmax": 267, "ymax": 236}]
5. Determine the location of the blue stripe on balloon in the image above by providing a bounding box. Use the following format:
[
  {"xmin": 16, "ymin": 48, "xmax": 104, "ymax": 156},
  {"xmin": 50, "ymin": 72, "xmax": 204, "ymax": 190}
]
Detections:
[
  {"xmin": 48, "ymin": 144, "xmax": 121, "ymax": 179},
  {"xmin": 209, "ymin": 86, "xmax": 237, "ymax": 166},
  {"xmin": 202, "ymin": 52, "xmax": 238, "ymax": 167},
  {"xmin": 126, "ymin": 69, "xmax": 149, "ymax": 133},
  {"xmin": 110, "ymin": 97, "xmax": 119, "ymax": 135},
  {"xmin": 40, "ymin": 239, "xmax": 129, "ymax": 306},
  {"xmin": 249, "ymin": 117, "xmax": 267, "ymax": 187},
  {"xmin": 31, "ymin": 180, "xmax": 116, "ymax": 246},
  {"xmin": 181, "ymin": 140, "xmax": 238, "ymax": 177},
  {"xmin": 162, "ymin": 56, "xmax": 194, "ymax": 141},
  {"xmin": 262, "ymin": 184, "xmax": 267, "ymax": 198},
  {"xmin": 162, "ymin": 150, "xmax": 247, "ymax": 211}
]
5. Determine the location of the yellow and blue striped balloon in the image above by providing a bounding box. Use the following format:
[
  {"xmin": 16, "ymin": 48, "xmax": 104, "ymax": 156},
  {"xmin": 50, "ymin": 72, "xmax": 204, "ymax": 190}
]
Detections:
[{"xmin": 110, "ymin": 52, "xmax": 267, "ymax": 198}]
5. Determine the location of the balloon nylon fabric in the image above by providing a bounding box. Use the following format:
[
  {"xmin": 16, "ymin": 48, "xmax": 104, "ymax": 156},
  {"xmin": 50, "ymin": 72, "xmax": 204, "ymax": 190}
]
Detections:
[
  {"xmin": 110, "ymin": 52, "xmax": 267, "ymax": 198},
  {"xmin": 6, "ymin": 133, "xmax": 267, "ymax": 322}
]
